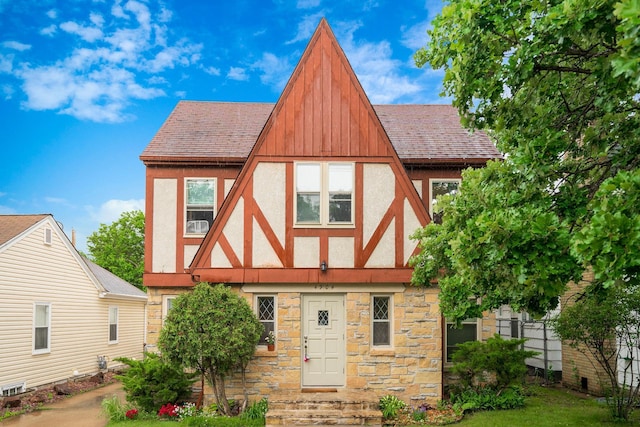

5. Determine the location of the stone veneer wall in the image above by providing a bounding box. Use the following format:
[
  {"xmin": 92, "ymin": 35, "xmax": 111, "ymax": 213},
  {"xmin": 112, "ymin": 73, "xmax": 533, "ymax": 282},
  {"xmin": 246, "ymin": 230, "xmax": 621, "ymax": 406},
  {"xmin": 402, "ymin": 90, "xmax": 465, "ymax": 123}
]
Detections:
[
  {"xmin": 220, "ymin": 286, "xmax": 443, "ymax": 406},
  {"xmin": 561, "ymin": 270, "xmax": 609, "ymax": 396}
]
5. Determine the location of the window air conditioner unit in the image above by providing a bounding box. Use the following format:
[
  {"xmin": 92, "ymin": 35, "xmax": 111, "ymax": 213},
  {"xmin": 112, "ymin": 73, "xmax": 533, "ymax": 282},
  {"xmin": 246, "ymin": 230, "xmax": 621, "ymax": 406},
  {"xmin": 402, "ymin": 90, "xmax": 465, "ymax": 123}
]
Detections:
[{"xmin": 187, "ymin": 220, "xmax": 209, "ymax": 234}]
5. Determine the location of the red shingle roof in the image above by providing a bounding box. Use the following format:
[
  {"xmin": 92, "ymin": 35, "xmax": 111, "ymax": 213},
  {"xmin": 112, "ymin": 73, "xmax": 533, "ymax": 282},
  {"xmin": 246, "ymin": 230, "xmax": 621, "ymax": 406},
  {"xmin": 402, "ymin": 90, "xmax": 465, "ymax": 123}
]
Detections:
[
  {"xmin": 140, "ymin": 101, "xmax": 501, "ymax": 165},
  {"xmin": 0, "ymin": 214, "xmax": 48, "ymax": 246}
]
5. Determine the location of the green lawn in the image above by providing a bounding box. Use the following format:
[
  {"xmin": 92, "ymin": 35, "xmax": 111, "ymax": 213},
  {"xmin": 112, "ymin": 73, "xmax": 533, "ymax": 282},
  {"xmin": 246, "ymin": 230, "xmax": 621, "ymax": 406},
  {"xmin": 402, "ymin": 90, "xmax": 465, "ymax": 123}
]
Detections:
[
  {"xmin": 106, "ymin": 386, "xmax": 640, "ymax": 427},
  {"xmin": 455, "ymin": 386, "xmax": 640, "ymax": 427}
]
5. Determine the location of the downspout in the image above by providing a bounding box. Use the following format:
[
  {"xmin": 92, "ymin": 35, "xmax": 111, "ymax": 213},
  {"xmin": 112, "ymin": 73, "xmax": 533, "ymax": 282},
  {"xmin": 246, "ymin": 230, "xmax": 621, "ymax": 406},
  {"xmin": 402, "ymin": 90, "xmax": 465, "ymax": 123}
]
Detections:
[{"xmin": 543, "ymin": 321, "xmax": 549, "ymax": 383}]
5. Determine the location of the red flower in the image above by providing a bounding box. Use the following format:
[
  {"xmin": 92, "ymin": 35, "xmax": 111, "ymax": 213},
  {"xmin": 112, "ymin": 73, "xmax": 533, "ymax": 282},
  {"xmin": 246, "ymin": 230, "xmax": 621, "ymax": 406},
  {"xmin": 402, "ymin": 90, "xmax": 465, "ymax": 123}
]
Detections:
[
  {"xmin": 125, "ymin": 408, "xmax": 138, "ymax": 419},
  {"xmin": 158, "ymin": 403, "xmax": 178, "ymax": 418}
]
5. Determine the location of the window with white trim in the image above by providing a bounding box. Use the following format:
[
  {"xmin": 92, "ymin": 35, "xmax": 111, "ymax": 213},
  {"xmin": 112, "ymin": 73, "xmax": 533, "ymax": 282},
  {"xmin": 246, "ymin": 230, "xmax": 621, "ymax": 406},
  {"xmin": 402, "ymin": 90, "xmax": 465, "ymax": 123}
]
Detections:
[
  {"xmin": 185, "ymin": 178, "xmax": 216, "ymax": 235},
  {"xmin": 109, "ymin": 306, "xmax": 118, "ymax": 343},
  {"xmin": 44, "ymin": 228, "xmax": 52, "ymax": 245},
  {"xmin": 295, "ymin": 162, "xmax": 354, "ymax": 226},
  {"xmin": 372, "ymin": 295, "xmax": 392, "ymax": 346},
  {"xmin": 445, "ymin": 318, "xmax": 480, "ymax": 362},
  {"xmin": 256, "ymin": 295, "xmax": 276, "ymax": 345},
  {"xmin": 1, "ymin": 382, "xmax": 26, "ymax": 397},
  {"xmin": 33, "ymin": 303, "xmax": 51, "ymax": 354},
  {"xmin": 163, "ymin": 295, "xmax": 177, "ymax": 323},
  {"xmin": 429, "ymin": 179, "xmax": 461, "ymax": 224}
]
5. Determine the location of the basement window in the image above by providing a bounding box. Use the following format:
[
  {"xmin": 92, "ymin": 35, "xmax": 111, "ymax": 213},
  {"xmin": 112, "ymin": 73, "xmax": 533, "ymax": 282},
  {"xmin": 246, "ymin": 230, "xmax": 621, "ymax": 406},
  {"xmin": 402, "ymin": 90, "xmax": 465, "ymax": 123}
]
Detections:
[{"xmin": 1, "ymin": 382, "xmax": 26, "ymax": 397}]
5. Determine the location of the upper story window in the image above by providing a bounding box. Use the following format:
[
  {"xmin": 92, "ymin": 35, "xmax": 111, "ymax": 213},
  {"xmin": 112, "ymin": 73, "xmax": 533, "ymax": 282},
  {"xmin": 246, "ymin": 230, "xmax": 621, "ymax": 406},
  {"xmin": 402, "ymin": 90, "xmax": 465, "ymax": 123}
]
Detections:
[
  {"xmin": 295, "ymin": 162, "xmax": 354, "ymax": 226},
  {"xmin": 429, "ymin": 179, "xmax": 461, "ymax": 224},
  {"xmin": 185, "ymin": 178, "xmax": 216, "ymax": 235}
]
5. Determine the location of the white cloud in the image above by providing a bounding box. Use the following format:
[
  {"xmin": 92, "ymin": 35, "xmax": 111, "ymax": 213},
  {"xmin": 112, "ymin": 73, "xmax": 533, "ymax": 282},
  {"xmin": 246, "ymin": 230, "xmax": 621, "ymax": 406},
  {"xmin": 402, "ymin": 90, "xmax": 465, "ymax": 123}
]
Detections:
[
  {"xmin": 9, "ymin": 1, "xmax": 202, "ymax": 122},
  {"xmin": 44, "ymin": 196, "xmax": 69, "ymax": 204},
  {"xmin": 203, "ymin": 66, "xmax": 221, "ymax": 76},
  {"xmin": 60, "ymin": 21, "xmax": 104, "ymax": 43},
  {"xmin": 253, "ymin": 52, "xmax": 292, "ymax": 91},
  {"xmin": 175, "ymin": 90, "xmax": 186, "ymax": 98},
  {"xmin": 2, "ymin": 84, "xmax": 14, "ymax": 100},
  {"xmin": 46, "ymin": 9, "xmax": 57, "ymax": 19},
  {"xmin": 297, "ymin": 0, "xmax": 321, "ymax": 8},
  {"xmin": 87, "ymin": 198, "xmax": 145, "ymax": 224},
  {"xmin": 227, "ymin": 66, "xmax": 249, "ymax": 81},
  {"xmin": 3, "ymin": 41, "xmax": 31, "ymax": 51},
  {"xmin": 401, "ymin": 20, "xmax": 430, "ymax": 51},
  {"xmin": 40, "ymin": 24, "xmax": 57, "ymax": 36},
  {"xmin": 286, "ymin": 12, "xmax": 324, "ymax": 45},
  {"xmin": 335, "ymin": 21, "xmax": 421, "ymax": 103},
  {"xmin": 0, "ymin": 53, "xmax": 14, "ymax": 73}
]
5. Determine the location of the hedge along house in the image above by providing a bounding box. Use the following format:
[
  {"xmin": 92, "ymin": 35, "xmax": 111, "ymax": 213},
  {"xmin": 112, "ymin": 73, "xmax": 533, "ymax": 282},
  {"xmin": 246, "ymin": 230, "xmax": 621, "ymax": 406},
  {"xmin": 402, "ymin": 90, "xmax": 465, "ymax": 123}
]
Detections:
[{"xmin": 141, "ymin": 19, "xmax": 500, "ymax": 408}]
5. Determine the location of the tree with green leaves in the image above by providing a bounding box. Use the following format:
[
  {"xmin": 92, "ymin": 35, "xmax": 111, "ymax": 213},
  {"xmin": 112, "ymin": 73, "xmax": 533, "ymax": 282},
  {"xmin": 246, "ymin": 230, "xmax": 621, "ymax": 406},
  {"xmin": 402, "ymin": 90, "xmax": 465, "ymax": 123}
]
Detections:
[
  {"xmin": 410, "ymin": 0, "xmax": 640, "ymax": 322},
  {"xmin": 551, "ymin": 285, "xmax": 640, "ymax": 420},
  {"xmin": 87, "ymin": 210, "xmax": 145, "ymax": 290},
  {"xmin": 158, "ymin": 283, "xmax": 263, "ymax": 415}
]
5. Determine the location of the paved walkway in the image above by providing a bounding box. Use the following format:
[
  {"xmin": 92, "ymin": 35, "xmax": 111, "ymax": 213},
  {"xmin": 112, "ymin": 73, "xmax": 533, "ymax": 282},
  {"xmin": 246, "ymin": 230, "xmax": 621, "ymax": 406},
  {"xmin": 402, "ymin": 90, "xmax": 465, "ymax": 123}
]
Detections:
[{"xmin": 0, "ymin": 382, "xmax": 124, "ymax": 427}]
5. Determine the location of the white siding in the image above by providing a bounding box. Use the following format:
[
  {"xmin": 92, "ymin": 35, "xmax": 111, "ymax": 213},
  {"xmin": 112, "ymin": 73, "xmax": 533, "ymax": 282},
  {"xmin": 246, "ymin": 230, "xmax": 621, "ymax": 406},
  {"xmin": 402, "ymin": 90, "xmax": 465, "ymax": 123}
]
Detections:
[{"xmin": 0, "ymin": 220, "xmax": 145, "ymax": 391}]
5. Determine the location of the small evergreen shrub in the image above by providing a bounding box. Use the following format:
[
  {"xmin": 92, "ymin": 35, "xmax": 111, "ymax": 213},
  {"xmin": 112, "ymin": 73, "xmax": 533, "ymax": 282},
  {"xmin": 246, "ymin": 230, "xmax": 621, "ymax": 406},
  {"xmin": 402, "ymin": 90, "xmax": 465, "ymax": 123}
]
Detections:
[
  {"xmin": 451, "ymin": 334, "xmax": 537, "ymax": 392},
  {"xmin": 115, "ymin": 352, "xmax": 197, "ymax": 413}
]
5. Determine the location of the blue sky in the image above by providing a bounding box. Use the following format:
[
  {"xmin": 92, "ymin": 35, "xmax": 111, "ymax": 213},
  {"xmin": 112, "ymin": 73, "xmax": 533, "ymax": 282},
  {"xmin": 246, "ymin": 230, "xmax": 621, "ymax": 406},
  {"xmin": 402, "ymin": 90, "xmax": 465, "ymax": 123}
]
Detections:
[{"xmin": 0, "ymin": 0, "xmax": 446, "ymax": 253}]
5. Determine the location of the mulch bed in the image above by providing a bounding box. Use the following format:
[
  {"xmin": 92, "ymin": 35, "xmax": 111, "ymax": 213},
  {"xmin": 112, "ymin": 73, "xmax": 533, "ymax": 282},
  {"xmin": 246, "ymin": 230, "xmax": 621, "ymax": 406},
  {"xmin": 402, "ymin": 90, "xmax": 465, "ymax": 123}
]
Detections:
[{"xmin": 0, "ymin": 371, "xmax": 117, "ymax": 419}]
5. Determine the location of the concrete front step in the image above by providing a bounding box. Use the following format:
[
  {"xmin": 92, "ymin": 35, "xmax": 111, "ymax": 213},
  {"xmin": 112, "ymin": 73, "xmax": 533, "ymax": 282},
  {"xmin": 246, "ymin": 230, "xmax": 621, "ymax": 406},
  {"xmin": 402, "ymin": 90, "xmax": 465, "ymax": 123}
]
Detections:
[{"xmin": 266, "ymin": 390, "xmax": 382, "ymax": 427}]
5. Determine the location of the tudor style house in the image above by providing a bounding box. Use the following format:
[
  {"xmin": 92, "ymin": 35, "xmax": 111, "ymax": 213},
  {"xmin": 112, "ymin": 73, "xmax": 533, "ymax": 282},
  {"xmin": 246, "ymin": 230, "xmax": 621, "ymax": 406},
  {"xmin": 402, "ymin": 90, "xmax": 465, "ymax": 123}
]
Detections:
[{"xmin": 141, "ymin": 19, "xmax": 500, "ymax": 406}]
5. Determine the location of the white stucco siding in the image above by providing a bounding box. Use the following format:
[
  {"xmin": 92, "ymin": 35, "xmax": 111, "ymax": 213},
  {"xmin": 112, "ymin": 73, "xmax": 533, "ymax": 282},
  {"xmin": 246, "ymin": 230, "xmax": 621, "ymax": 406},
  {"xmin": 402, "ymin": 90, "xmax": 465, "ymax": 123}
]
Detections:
[
  {"xmin": 294, "ymin": 237, "xmax": 320, "ymax": 268},
  {"xmin": 224, "ymin": 179, "xmax": 235, "ymax": 199},
  {"xmin": 365, "ymin": 219, "xmax": 395, "ymax": 268},
  {"xmin": 328, "ymin": 237, "xmax": 354, "ymax": 268},
  {"xmin": 403, "ymin": 198, "xmax": 421, "ymax": 265},
  {"xmin": 0, "ymin": 221, "xmax": 145, "ymax": 391},
  {"xmin": 253, "ymin": 163, "xmax": 286, "ymax": 245},
  {"xmin": 183, "ymin": 245, "xmax": 199, "ymax": 269},
  {"xmin": 363, "ymin": 164, "xmax": 395, "ymax": 244},
  {"xmin": 253, "ymin": 217, "xmax": 283, "ymax": 268},
  {"xmin": 211, "ymin": 242, "xmax": 233, "ymax": 268},
  {"xmin": 223, "ymin": 197, "xmax": 245, "ymax": 266},
  {"xmin": 152, "ymin": 178, "xmax": 177, "ymax": 273}
]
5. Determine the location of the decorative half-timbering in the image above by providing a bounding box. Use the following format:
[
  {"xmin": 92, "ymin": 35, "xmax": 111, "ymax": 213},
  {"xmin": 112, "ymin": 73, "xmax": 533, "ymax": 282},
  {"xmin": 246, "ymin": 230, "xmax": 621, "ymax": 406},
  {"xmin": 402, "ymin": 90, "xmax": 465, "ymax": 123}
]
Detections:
[{"xmin": 140, "ymin": 19, "xmax": 500, "ymax": 406}]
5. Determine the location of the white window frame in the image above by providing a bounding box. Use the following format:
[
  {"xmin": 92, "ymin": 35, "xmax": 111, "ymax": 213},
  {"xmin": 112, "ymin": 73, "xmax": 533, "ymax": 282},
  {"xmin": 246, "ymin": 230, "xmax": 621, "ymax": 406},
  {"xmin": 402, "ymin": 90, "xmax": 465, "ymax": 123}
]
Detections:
[
  {"xmin": 184, "ymin": 178, "xmax": 216, "ymax": 236},
  {"xmin": 108, "ymin": 306, "xmax": 118, "ymax": 344},
  {"xmin": 429, "ymin": 178, "xmax": 461, "ymax": 223},
  {"xmin": 445, "ymin": 318, "xmax": 482, "ymax": 363},
  {"xmin": 33, "ymin": 303, "xmax": 51, "ymax": 354},
  {"xmin": 44, "ymin": 228, "xmax": 52, "ymax": 245},
  {"xmin": 1, "ymin": 382, "xmax": 26, "ymax": 397},
  {"xmin": 294, "ymin": 162, "xmax": 355, "ymax": 227},
  {"xmin": 255, "ymin": 295, "xmax": 277, "ymax": 347},
  {"xmin": 162, "ymin": 295, "xmax": 177, "ymax": 323},
  {"xmin": 371, "ymin": 295, "xmax": 393, "ymax": 347}
]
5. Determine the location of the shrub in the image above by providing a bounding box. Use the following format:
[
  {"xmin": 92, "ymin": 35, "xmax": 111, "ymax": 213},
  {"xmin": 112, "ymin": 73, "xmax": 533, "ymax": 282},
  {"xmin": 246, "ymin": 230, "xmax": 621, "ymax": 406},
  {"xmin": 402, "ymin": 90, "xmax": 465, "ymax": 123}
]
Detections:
[
  {"xmin": 101, "ymin": 395, "xmax": 129, "ymax": 422},
  {"xmin": 451, "ymin": 334, "xmax": 537, "ymax": 392},
  {"xmin": 115, "ymin": 352, "xmax": 197, "ymax": 413},
  {"xmin": 450, "ymin": 386, "xmax": 525, "ymax": 412},
  {"xmin": 241, "ymin": 398, "xmax": 268, "ymax": 421},
  {"xmin": 379, "ymin": 395, "xmax": 406, "ymax": 420}
]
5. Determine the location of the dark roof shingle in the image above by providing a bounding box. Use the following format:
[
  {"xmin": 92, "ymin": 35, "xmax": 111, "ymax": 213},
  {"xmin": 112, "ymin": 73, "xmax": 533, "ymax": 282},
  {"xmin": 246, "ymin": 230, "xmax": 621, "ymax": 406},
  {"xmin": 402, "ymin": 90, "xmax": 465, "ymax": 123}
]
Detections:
[{"xmin": 140, "ymin": 101, "xmax": 501, "ymax": 164}]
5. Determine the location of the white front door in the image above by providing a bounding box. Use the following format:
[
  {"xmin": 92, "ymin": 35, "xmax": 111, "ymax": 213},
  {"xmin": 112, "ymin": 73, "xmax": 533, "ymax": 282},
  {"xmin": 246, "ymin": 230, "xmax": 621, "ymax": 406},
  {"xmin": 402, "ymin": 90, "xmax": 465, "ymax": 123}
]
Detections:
[{"xmin": 301, "ymin": 294, "xmax": 345, "ymax": 387}]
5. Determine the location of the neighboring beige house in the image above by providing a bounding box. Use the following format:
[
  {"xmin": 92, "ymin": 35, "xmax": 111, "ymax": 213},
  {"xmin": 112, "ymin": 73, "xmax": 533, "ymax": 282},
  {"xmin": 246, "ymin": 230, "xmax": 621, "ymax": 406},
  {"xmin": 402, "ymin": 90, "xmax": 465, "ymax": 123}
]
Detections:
[
  {"xmin": 141, "ymin": 19, "xmax": 501, "ymax": 407},
  {"xmin": 0, "ymin": 214, "xmax": 147, "ymax": 396}
]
